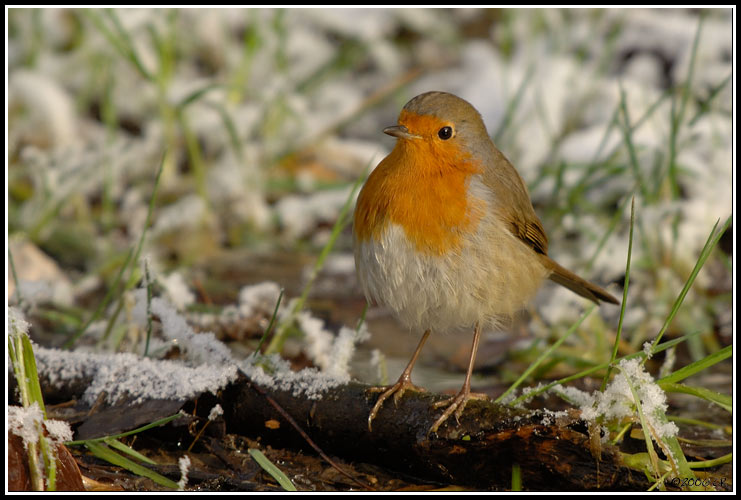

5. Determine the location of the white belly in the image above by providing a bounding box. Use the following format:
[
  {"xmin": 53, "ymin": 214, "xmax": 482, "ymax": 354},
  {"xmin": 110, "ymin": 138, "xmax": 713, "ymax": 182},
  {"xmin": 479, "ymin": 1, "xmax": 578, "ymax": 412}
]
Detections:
[{"xmin": 354, "ymin": 213, "xmax": 549, "ymax": 333}]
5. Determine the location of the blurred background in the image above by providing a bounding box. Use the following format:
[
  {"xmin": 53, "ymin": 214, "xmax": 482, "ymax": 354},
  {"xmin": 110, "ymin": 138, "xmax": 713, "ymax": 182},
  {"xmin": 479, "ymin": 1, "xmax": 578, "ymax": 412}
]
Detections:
[{"xmin": 7, "ymin": 8, "xmax": 733, "ymax": 391}]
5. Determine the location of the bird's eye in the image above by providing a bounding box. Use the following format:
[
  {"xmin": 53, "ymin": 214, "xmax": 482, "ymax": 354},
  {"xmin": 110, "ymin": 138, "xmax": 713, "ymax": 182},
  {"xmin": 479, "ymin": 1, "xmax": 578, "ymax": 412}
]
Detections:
[{"xmin": 438, "ymin": 126, "xmax": 453, "ymax": 140}]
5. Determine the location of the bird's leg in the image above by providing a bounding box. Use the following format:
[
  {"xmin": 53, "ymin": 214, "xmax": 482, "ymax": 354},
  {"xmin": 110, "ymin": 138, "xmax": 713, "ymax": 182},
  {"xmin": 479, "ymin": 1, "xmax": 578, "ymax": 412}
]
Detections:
[
  {"xmin": 429, "ymin": 323, "xmax": 488, "ymax": 435},
  {"xmin": 368, "ymin": 329, "xmax": 431, "ymax": 431}
]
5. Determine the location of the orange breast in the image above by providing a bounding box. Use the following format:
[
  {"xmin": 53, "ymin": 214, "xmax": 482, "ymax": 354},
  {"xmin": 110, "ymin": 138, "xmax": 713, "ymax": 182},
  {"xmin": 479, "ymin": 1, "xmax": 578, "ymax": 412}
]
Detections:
[{"xmin": 354, "ymin": 121, "xmax": 485, "ymax": 256}]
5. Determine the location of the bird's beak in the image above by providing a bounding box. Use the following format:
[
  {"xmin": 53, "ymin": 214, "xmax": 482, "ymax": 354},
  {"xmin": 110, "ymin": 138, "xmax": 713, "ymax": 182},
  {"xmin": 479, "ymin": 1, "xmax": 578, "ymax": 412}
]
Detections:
[{"xmin": 383, "ymin": 125, "xmax": 420, "ymax": 140}]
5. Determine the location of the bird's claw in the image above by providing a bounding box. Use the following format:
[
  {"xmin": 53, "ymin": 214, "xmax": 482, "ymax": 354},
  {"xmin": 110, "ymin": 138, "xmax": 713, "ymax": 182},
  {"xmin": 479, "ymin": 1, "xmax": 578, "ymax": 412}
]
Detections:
[{"xmin": 367, "ymin": 380, "xmax": 426, "ymax": 431}]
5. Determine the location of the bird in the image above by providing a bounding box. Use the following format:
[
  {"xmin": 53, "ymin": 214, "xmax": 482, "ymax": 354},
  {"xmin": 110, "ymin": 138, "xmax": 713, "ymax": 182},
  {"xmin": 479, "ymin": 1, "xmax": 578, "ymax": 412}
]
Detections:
[{"xmin": 353, "ymin": 91, "xmax": 619, "ymax": 435}]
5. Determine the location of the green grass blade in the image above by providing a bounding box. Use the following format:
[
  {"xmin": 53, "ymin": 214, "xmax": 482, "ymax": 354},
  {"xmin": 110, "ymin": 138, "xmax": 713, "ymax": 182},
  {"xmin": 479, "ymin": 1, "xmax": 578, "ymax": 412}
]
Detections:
[
  {"xmin": 572, "ymin": 90, "xmax": 668, "ymax": 210},
  {"xmin": 585, "ymin": 189, "xmax": 635, "ymax": 273},
  {"xmin": 38, "ymin": 435, "xmax": 58, "ymax": 491},
  {"xmin": 511, "ymin": 463, "xmax": 521, "ymax": 491},
  {"xmin": 83, "ymin": 9, "xmax": 153, "ymax": 82},
  {"xmin": 252, "ymin": 288, "xmax": 284, "ymax": 358},
  {"xmin": 667, "ymin": 14, "xmax": 704, "ymax": 199},
  {"xmin": 20, "ymin": 334, "xmax": 47, "ymax": 417},
  {"xmin": 125, "ymin": 151, "xmax": 167, "ymax": 291},
  {"xmin": 687, "ymin": 453, "xmax": 732, "ymax": 469},
  {"xmin": 655, "ymin": 418, "xmax": 698, "ymax": 487},
  {"xmin": 104, "ymin": 9, "xmax": 155, "ymax": 81},
  {"xmin": 248, "ymin": 448, "xmax": 297, "ymax": 491},
  {"xmin": 8, "ymin": 316, "xmax": 58, "ymax": 490},
  {"xmin": 355, "ymin": 302, "xmax": 368, "ymax": 331},
  {"xmin": 9, "ymin": 321, "xmax": 47, "ymax": 416},
  {"xmin": 83, "ymin": 9, "xmax": 129, "ymax": 63},
  {"xmin": 617, "ymin": 82, "xmax": 647, "ymax": 199},
  {"xmin": 601, "ymin": 196, "xmax": 634, "ymax": 390},
  {"xmin": 624, "ymin": 375, "xmax": 662, "ymax": 481},
  {"xmin": 658, "ymin": 383, "xmax": 732, "ymax": 413},
  {"xmin": 689, "ymin": 72, "xmax": 731, "ymax": 126},
  {"xmin": 645, "ymin": 215, "xmax": 731, "ymax": 354},
  {"xmin": 105, "ymin": 438, "xmax": 157, "ymax": 465},
  {"xmin": 177, "ymin": 83, "xmax": 225, "ymax": 110},
  {"xmin": 85, "ymin": 441, "xmax": 179, "ymax": 489},
  {"xmin": 658, "ymin": 345, "xmax": 732, "ymax": 385}
]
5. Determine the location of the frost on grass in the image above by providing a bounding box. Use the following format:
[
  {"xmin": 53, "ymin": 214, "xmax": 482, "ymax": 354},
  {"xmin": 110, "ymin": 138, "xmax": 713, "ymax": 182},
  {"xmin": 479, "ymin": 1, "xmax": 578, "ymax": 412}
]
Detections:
[
  {"xmin": 8, "ymin": 306, "xmax": 31, "ymax": 338},
  {"xmin": 8, "ymin": 403, "xmax": 73, "ymax": 489},
  {"xmin": 8, "ymin": 403, "xmax": 73, "ymax": 448},
  {"xmin": 642, "ymin": 340, "xmax": 654, "ymax": 360},
  {"xmin": 574, "ymin": 359, "xmax": 678, "ymax": 440},
  {"xmin": 8, "ymin": 403, "xmax": 45, "ymax": 448}
]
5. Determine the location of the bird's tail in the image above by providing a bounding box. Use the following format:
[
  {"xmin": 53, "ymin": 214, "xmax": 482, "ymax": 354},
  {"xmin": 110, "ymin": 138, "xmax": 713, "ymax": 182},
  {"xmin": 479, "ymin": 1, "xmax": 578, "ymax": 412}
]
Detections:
[{"xmin": 541, "ymin": 256, "xmax": 620, "ymax": 305}]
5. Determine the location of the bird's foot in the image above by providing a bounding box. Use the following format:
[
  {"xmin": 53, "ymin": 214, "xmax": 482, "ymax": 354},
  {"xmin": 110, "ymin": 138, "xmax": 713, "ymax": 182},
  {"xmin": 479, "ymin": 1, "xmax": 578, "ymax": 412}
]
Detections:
[
  {"xmin": 428, "ymin": 389, "xmax": 488, "ymax": 435},
  {"xmin": 367, "ymin": 378, "xmax": 426, "ymax": 431}
]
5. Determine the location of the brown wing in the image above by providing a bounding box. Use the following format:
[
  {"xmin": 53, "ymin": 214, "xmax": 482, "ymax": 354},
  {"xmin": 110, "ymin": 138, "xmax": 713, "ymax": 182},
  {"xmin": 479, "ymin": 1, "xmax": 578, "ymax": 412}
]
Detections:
[
  {"xmin": 480, "ymin": 146, "xmax": 619, "ymax": 305},
  {"xmin": 509, "ymin": 217, "xmax": 548, "ymax": 255},
  {"xmin": 480, "ymin": 146, "xmax": 549, "ymax": 255}
]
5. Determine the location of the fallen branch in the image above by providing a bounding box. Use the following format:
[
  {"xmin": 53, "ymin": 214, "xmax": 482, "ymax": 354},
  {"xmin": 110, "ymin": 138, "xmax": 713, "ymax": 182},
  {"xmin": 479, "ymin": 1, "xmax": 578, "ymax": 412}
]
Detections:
[
  {"xmin": 201, "ymin": 373, "xmax": 647, "ymax": 490},
  {"xmin": 23, "ymin": 362, "xmax": 651, "ymax": 490}
]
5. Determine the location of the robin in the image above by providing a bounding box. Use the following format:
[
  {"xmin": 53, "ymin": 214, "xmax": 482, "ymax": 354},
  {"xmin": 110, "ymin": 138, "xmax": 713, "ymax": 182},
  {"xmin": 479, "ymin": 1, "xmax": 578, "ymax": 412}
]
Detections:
[{"xmin": 353, "ymin": 91, "xmax": 619, "ymax": 434}]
